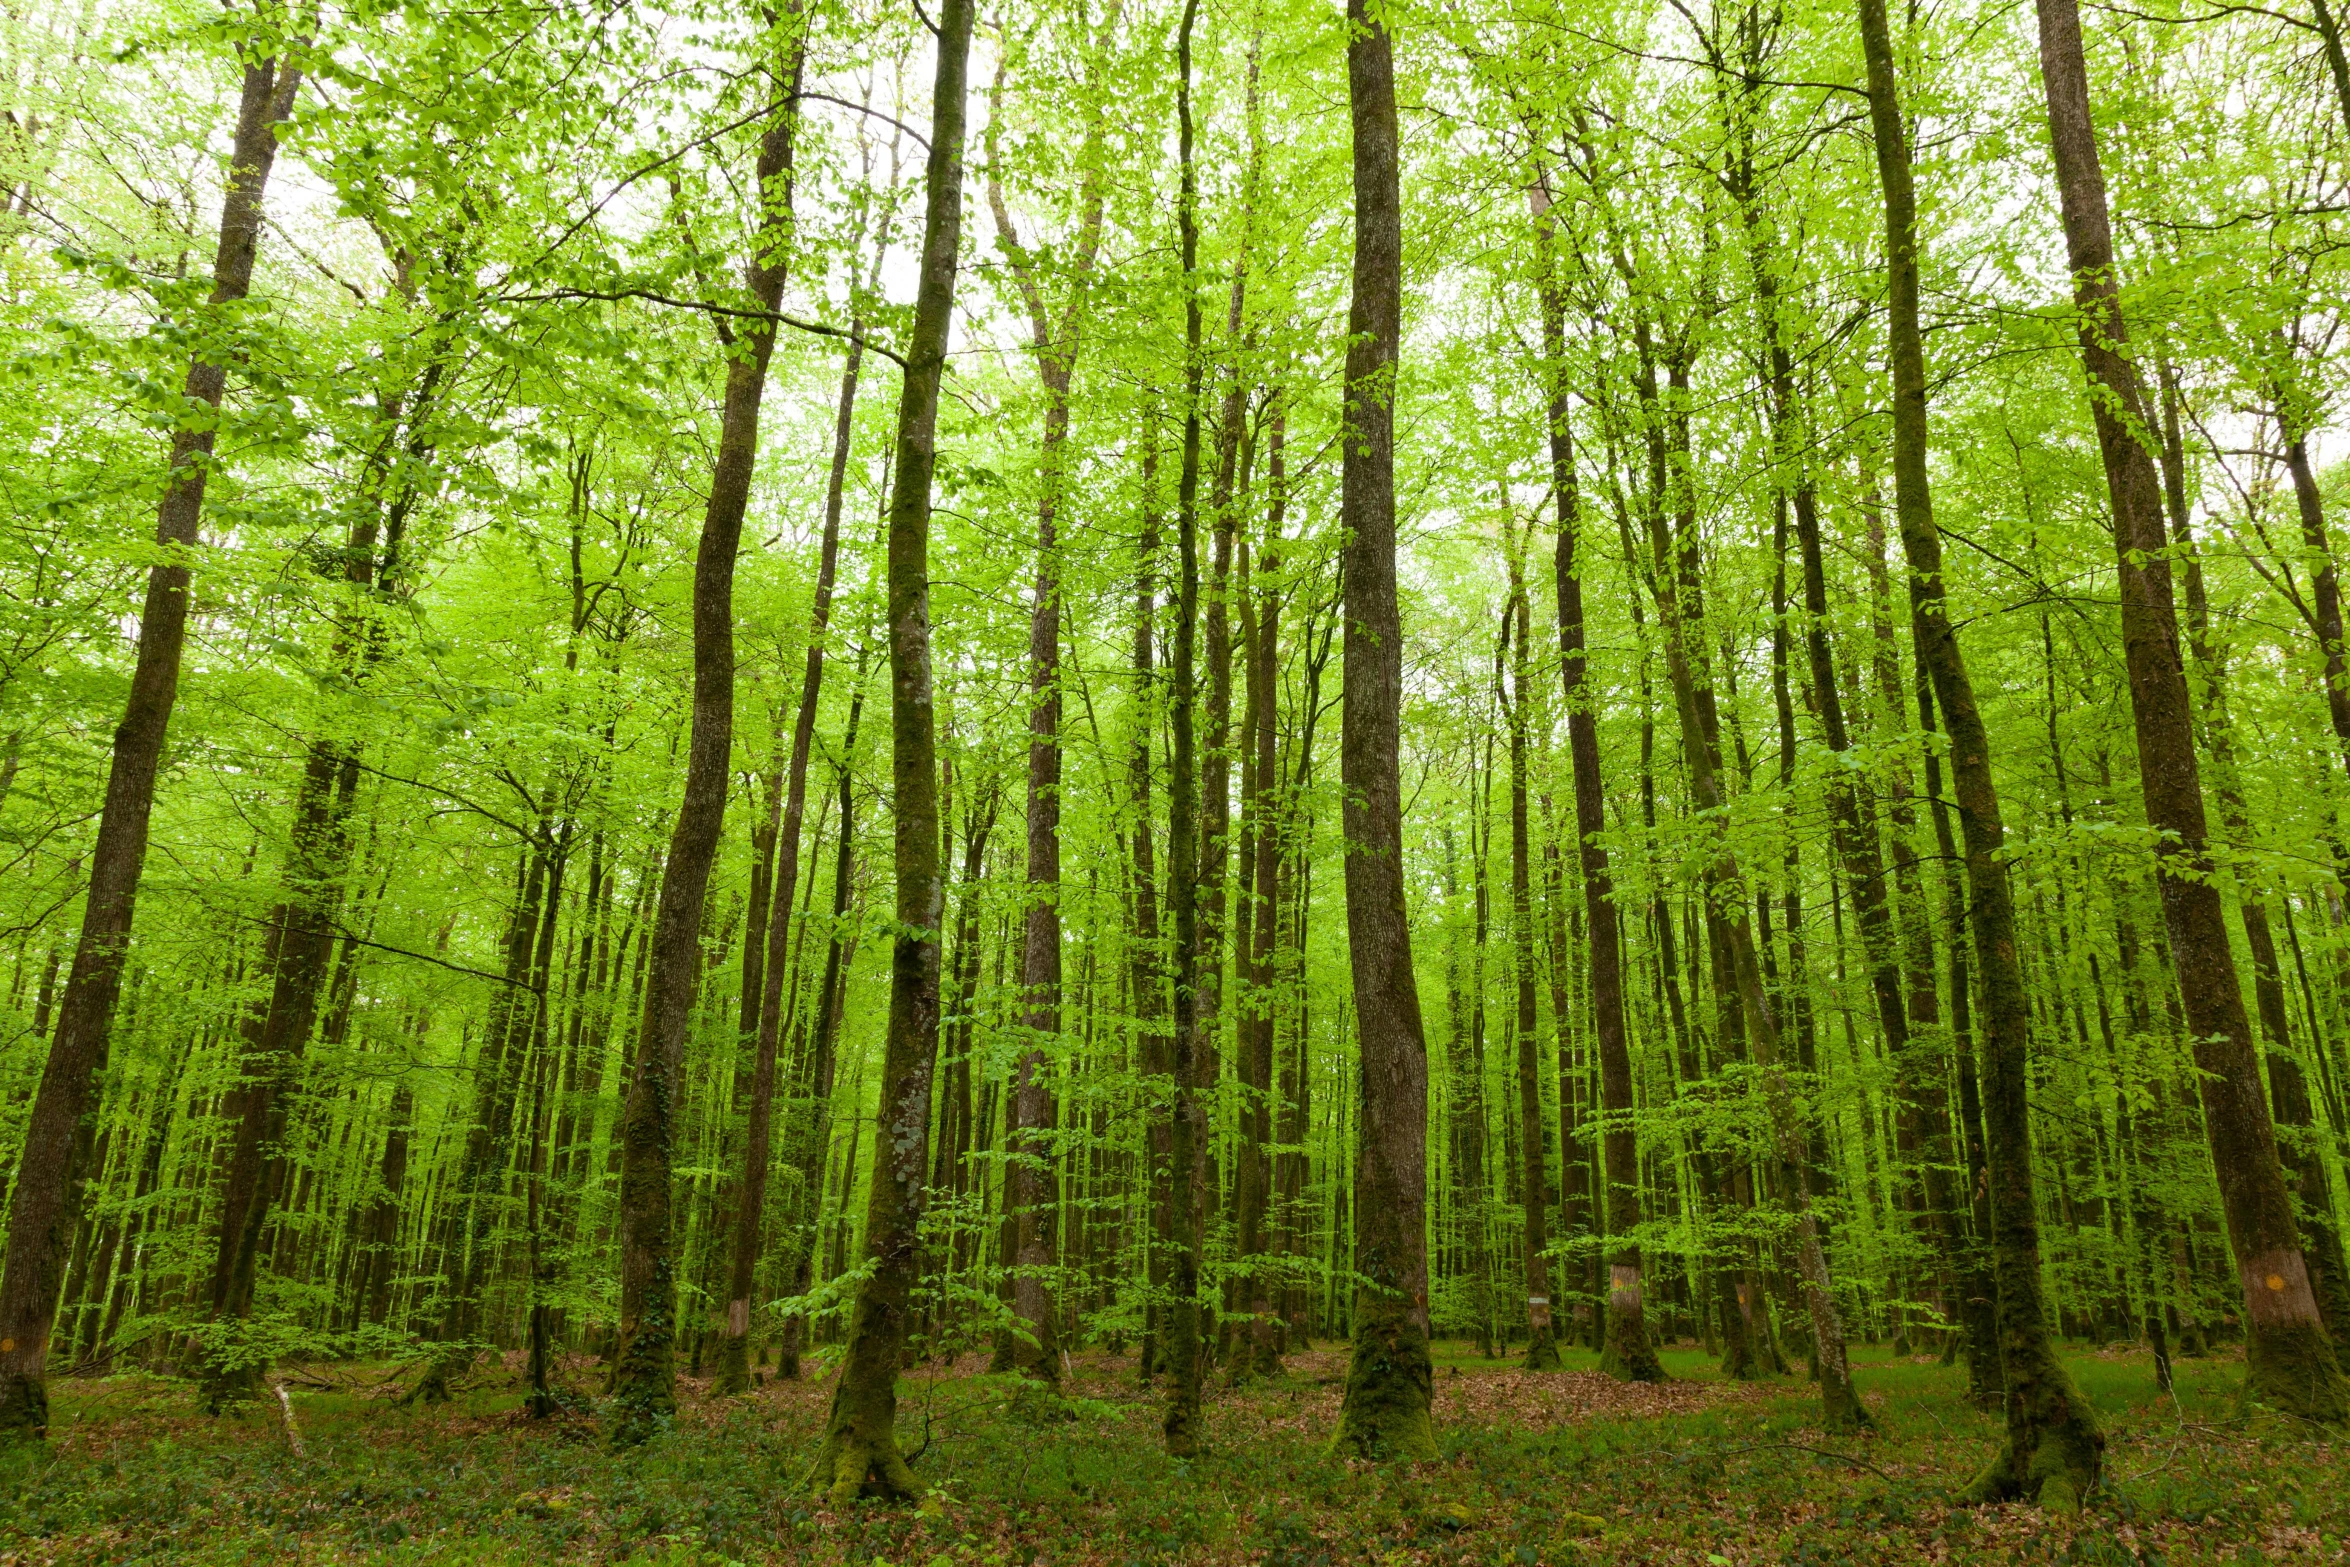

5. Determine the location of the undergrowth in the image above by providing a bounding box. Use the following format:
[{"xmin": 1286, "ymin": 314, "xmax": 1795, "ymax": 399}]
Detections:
[{"xmin": 0, "ymin": 1341, "xmax": 2339, "ymax": 1564}]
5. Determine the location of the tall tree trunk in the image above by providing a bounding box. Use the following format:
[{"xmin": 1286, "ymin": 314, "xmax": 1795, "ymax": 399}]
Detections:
[
  {"xmin": 610, "ymin": 25, "xmax": 804, "ymax": 1444},
  {"xmin": 1854, "ymin": 0, "xmax": 2103, "ymax": 1500},
  {"xmin": 778, "ymin": 688, "xmax": 866, "ymax": 1377},
  {"xmin": 1533, "ymin": 183, "xmax": 1664, "ymax": 1384},
  {"xmin": 2165, "ymin": 402, "xmax": 2350, "ymax": 1348},
  {"xmin": 714, "ymin": 207, "xmax": 874, "ymax": 1396},
  {"xmin": 1332, "ymin": 0, "xmax": 1436, "ymax": 1460},
  {"xmin": 809, "ymin": 0, "xmax": 970, "ymax": 1496},
  {"xmin": 0, "ymin": 37, "xmax": 302, "ymax": 1438},
  {"xmin": 1162, "ymin": 0, "xmax": 1211, "ymax": 1457},
  {"xmin": 2029, "ymin": 0, "xmax": 2349, "ymax": 1424},
  {"xmin": 1129, "ymin": 427, "xmax": 1170, "ymax": 1382},
  {"xmin": 987, "ymin": 66, "xmax": 1109, "ymax": 1378},
  {"xmin": 1502, "ymin": 551, "xmax": 1559, "ymax": 1372},
  {"xmin": 1237, "ymin": 399, "xmax": 1287, "ymax": 1380},
  {"xmin": 1641, "ymin": 346, "xmax": 1867, "ymax": 1432}
]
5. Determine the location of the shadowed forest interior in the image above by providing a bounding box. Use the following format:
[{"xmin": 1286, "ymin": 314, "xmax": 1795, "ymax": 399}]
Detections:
[{"xmin": 3, "ymin": 0, "xmax": 2350, "ymax": 1557}]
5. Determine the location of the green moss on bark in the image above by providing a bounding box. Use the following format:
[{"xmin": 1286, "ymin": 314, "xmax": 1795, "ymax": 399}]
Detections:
[
  {"xmin": 710, "ymin": 1332, "xmax": 752, "ymax": 1397},
  {"xmin": 809, "ymin": 1361, "xmax": 922, "ymax": 1504},
  {"xmin": 0, "ymin": 1372, "xmax": 45, "ymax": 1439},
  {"xmin": 2243, "ymin": 1314, "xmax": 2350, "ymax": 1426},
  {"xmin": 1330, "ymin": 1316, "xmax": 1437, "ymax": 1463}
]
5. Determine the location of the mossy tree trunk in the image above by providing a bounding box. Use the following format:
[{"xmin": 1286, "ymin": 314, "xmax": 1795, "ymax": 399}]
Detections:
[
  {"xmin": 1853, "ymin": 0, "xmax": 2103, "ymax": 1500},
  {"xmin": 609, "ymin": 17, "xmax": 803, "ymax": 1446},
  {"xmin": 808, "ymin": 0, "xmax": 970, "ymax": 1499},
  {"xmin": 715, "ymin": 275, "xmax": 857, "ymax": 1396},
  {"xmin": 1331, "ymin": 0, "xmax": 1437, "ymax": 1462}
]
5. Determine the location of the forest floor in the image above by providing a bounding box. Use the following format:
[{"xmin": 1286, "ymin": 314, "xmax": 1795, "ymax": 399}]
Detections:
[{"xmin": 0, "ymin": 1336, "xmax": 2341, "ymax": 1565}]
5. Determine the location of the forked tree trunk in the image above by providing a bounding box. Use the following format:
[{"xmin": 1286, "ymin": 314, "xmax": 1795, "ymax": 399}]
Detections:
[
  {"xmin": 0, "ymin": 39, "xmax": 302, "ymax": 1438},
  {"xmin": 808, "ymin": 0, "xmax": 971, "ymax": 1498},
  {"xmin": 609, "ymin": 24, "xmax": 804, "ymax": 1445},
  {"xmin": 1853, "ymin": 0, "xmax": 2104, "ymax": 1501},
  {"xmin": 1331, "ymin": 0, "xmax": 1436, "ymax": 1461},
  {"xmin": 2029, "ymin": 0, "xmax": 2349, "ymax": 1425}
]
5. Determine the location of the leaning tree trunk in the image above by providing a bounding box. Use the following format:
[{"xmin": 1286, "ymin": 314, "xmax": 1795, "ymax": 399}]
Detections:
[
  {"xmin": 1330, "ymin": 0, "xmax": 1437, "ymax": 1461},
  {"xmin": 2029, "ymin": 0, "xmax": 2350, "ymax": 1425},
  {"xmin": 1853, "ymin": 0, "xmax": 2104, "ymax": 1501},
  {"xmin": 808, "ymin": 0, "xmax": 972, "ymax": 1498},
  {"xmin": 609, "ymin": 28, "xmax": 804, "ymax": 1446},
  {"xmin": 0, "ymin": 39, "xmax": 301, "ymax": 1439}
]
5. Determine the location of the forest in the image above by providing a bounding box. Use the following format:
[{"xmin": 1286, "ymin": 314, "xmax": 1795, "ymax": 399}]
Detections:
[{"xmin": 1, "ymin": 0, "xmax": 2349, "ymax": 1557}]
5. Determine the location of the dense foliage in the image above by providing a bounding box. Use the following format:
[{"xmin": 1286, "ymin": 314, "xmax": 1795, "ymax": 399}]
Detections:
[{"xmin": 3, "ymin": 0, "xmax": 2350, "ymax": 1533}]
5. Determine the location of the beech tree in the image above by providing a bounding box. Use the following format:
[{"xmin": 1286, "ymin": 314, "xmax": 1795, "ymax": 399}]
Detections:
[{"xmin": 5, "ymin": 0, "xmax": 2350, "ymax": 1527}]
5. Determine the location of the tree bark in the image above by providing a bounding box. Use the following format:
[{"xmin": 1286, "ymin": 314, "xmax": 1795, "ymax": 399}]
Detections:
[
  {"xmin": 714, "ymin": 193, "xmax": 875, "ymax": 1395},
  {"xmin": 1501, "ymin": 549, "xmax": 1559, "ymax": 1372},
  {"xmin": 1532, "ymin": 184, "xmax": 1663, "ymax": 1385},
  {"xmin": 2029, "ymin": 0, "xmax": 2348, "ymax": 1424},
  {"xmin": 1331, "ymin": 0, "xmax": 1437, "ymax": 1460},
  {"xmin": 1640, "ymin": 347, "xmax": 1867, "ymax": 1431},
  {"xmin": 1162, "ymin": 0, "xmax": 1211, "ymax": 1457},
  {"xmin": 1854, "ymin": 0, "xmax": 2104, "ymax": 1500},
  {"xmin": 0, "ymin": 38, "xmax": 302, "ymax": 1438},
  {"xmin": 809, "ymin": 0, "xmax": 970, "ymax": 1497},
  {"xmin": 987, "ymin": 55, "xmax": 1110, "ymax": 1379},
  {"xmin": 609, "ymin": 25, "xmax": 804, "ymax": 1444}
]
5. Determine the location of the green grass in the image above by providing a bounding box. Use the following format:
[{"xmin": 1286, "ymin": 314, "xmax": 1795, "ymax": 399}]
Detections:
[{"xmin": 0, "ymin": 1339, "xmax": 2341, "ymax": 1564}]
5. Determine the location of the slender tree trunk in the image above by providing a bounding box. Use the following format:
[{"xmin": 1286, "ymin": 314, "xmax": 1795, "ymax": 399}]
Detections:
[
  {"xmin": 1129, "ymin": 430, "xmax": 1169, "ymax": 1383},
  {"xmin": 1162, "ymin": 0, "xmax": 1211, "ymax": 1456},
  {"xmin": 778, "ymin": 690, "xmax": 866, "ymax": 1377},
  {"xmin": 1854, "ymin": 0, "xmax": 2103, "ymax": 1499},
  {"xmin": 1238, "ymin": 402, "xmax": 1287, "ymax": 1380},
  {"xmin": 1500, "ymin": 553, "xmax": 1559, "ymax": 1372},
  {"xmin": 1532, "ymin": 185, "xmax": 1664, "ymax": 1384},
  {"xmin": 1331, "ymin": 0, "xmax": 1436, "ymax": 1459},
  {"xmin": 1641, "ymin": 345, "xmax": 1866, "ymax": 1431},
  {"xmin": 715, "ymin": 217, "xmax": 871, "ymax": 1396},
  {"xmin": 2029, "ymin": 0, "xmax": 2349, "ymax": 1424},
  {"xmin": 0, "ymin": 39, "xmax": 302, "ymax": 1438},
  {"xmin": 610, "ymin": 27, "xmax": 804, "ymax": 1444},
  {"xmin": 809, "ymin": 0, "xmax": 970, "ymax": 1495}
]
